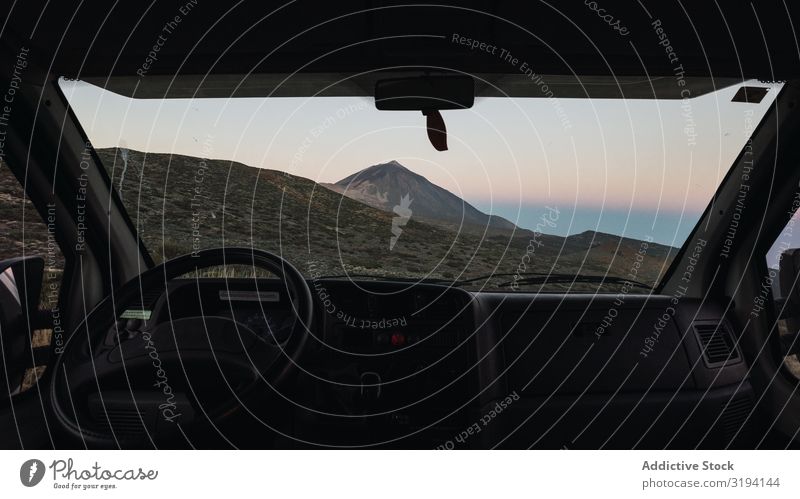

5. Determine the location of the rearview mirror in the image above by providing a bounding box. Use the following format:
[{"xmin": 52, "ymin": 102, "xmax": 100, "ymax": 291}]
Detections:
[{"xmin": 374, "ymin": 75, "xmax": 474, "ymax": 111}]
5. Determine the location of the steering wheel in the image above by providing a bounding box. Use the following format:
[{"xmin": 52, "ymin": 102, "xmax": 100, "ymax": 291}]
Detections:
[{"xmin": 49, "ymin": 247, "xmax": 313, "ymax": 447}]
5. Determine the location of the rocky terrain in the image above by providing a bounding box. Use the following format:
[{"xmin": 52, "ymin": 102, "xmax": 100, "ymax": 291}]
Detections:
[
  {"xmin": 0, "ymin": 151, "xmax": 678, "ymax": 296},
  {"xmin": 91, "ymin": 148, "xmax": 677, "ymax": 291}
]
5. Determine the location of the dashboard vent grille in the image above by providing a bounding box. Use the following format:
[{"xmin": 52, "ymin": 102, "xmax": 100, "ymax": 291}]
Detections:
[
  {"xmin": 98, "ymin": 410, "xmax": 146, "ymax": 437},
  {"xmin": 90, "ymin": 407, "xmax": 147, "ymax": 438},
  {"xmin": 88, "ymin": 393, "xmax": 151, "ymax": 440},
  {"xmin": 693, "ymin": 322, "xmax": 740, "ymax": 367},
  {"xmin": 721, "ymin": 397, "xmax": 754, "ymax": 447}
]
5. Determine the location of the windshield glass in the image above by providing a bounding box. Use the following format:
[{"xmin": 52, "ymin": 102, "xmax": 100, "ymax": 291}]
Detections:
[{"xmin": 60, "ymin": 78, "xmax": 781, "ymax": 292}]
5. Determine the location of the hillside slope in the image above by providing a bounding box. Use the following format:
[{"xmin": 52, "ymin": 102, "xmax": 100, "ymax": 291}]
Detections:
[{"xmin": 95, "ymin": 148, "xmax": 677, "ymax": 290}]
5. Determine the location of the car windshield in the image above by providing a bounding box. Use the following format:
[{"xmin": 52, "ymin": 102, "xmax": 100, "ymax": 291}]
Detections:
[{"xmin": 60, "ymin": 77, "xmax": 781, "ymax": 292}]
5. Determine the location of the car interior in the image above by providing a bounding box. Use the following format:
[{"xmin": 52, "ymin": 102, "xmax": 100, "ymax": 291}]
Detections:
[{"xmin": 3, "ymin": 1, "xmax": 800, "ymax": 450}]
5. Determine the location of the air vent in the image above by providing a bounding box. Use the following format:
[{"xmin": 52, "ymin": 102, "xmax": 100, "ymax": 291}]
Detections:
[
  {"xmin": 693, "ymin": 322, "xmax": 740, "ymax": 367},
  {"xmin": 720, "ymin": 396, "xmax": 754, "ymax": 447},
  {"xmin": 88, "ymin": 395, "xmax": 149, "ymax": 439},
  {"xmin": 93, "ymin": 409, "xmax": 147, "ymax": 438},
  {"xmin": 87, "ymin": 391, "xmax": 193, "ymax": 441}
]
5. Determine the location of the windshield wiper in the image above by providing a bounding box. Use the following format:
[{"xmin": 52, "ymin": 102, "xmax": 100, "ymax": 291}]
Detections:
[
  {"xmin": 311, "ymin": 272, "xmax": 652, "ymax": 291},
  {"xmin": 496, "ymin": 274, "xmax": 653, "ymax": 290},
  {"xmin": 448, "ymin": 272, "xmax": 551, "ymax": 286},
  {"xmin": 312, "ymin": 274, "xmax": 451, "ymax": 284},
  {"xmin": 318, "ymin": 272, "xmax": 552, "ymax": 286}
]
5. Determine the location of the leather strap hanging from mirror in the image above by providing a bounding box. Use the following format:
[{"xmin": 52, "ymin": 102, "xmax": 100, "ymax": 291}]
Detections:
[{"xmin": 422, "ymin": 109, "xmax": 448, "ymax": 151}]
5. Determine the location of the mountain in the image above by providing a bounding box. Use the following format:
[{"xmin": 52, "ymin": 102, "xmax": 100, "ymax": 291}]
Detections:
[
  {"xmin": 323, "ymin": 160, "xmax": 518, "ymax": 232},
  {"xmin": 79, "ymin": 148, "xmax": 678, "ymax": 291}
]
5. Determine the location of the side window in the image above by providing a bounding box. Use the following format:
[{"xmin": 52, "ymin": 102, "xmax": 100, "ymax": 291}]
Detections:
[
  {"xmin": 0, "ymin": 160, "xmax": 65, "ymax": 391},
  {"xmin": 766, "ymin": 205, "xmax": 800, "ymax": 379}
]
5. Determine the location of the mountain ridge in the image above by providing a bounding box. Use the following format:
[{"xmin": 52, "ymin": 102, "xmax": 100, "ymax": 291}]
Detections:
[
  {"xmin": 322, "ymin": 160, "xmax": 519, "ymax": 233},
  {"xmin": 86, "ymin": 147, "xmax": 677, "ymax": 290}
]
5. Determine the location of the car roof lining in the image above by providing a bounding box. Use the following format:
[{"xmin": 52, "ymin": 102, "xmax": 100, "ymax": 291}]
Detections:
[{"xmin": 80, "ymin": 72, "xmax": 744, "ymax": 100}]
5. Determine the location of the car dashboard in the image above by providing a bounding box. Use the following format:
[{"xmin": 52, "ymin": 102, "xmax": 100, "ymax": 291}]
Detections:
[{"xmin": 111, "ymin": 277, "xmax": 752, "ymax": 449}]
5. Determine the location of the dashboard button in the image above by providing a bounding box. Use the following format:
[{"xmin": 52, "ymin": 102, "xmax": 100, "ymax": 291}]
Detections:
[{"xmin": 390, "ymin": 332, "xmax": 406, "ymax": 347}]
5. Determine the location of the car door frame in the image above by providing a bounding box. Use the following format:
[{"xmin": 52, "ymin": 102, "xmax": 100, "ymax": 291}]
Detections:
[{"xmin": 0, "ymin": 39, "xmax": 152, "ymax": 448}]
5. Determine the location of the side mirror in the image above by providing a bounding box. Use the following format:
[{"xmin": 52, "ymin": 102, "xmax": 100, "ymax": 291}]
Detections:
[{"xmin": 0, "ymin": 256, "xmax": 44, "ymax": 396}]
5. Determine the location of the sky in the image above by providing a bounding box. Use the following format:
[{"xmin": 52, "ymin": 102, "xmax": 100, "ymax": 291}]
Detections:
[{"xmin": 60, "ymin": 78, "xmax": 782, "ymax": 246}]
